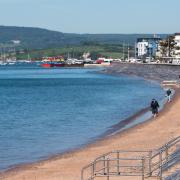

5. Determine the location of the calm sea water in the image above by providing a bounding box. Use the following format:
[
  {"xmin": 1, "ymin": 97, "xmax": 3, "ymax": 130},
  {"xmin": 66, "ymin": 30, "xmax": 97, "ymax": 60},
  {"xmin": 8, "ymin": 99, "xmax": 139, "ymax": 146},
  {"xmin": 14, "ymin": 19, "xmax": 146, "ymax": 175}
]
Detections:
[{"xmin": 0, "ymin": 64, "xmax": 164, "ymax": 170}]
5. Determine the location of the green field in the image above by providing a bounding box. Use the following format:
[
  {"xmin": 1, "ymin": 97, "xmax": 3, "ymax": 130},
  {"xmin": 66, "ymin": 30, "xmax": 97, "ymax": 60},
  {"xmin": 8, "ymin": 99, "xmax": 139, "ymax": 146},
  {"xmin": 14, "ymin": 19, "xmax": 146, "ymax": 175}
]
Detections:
[{"xmin": 16, "ymin": 44, "xmax": 133, "ymax": 60}]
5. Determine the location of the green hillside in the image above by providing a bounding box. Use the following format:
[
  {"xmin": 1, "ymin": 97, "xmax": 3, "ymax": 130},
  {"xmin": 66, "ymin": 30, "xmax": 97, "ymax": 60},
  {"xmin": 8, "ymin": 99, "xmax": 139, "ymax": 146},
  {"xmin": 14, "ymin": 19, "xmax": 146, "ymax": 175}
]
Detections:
[{"xmin": 0, "ymin": 26, "xmax": 168, "ymax": 50}]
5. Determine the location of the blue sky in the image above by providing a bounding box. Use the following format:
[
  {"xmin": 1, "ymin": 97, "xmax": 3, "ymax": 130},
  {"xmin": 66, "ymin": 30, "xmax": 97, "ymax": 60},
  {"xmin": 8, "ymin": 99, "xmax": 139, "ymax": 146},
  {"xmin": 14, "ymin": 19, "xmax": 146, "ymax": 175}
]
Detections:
[{"xmin": 0, "ymin": 0, "xmax": 179, "ymax": 34}]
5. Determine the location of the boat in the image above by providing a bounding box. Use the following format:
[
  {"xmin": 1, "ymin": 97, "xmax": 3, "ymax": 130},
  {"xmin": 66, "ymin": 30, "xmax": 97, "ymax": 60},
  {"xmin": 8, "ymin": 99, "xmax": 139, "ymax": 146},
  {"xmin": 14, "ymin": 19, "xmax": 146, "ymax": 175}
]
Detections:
[
  {"xmin": 41, "ymin": 56, "xmax": 85, "ymax": 68},
  {"xmin": 0, "ymin": 60, "xmax": 7, "ymax": 66},
  {"xmin": 41, "ymin": 62, "xmax": 65, "ymax": 68},
  {"xmin": 41, "ymin": 56, "xmax": 65, "ymax": 68}
]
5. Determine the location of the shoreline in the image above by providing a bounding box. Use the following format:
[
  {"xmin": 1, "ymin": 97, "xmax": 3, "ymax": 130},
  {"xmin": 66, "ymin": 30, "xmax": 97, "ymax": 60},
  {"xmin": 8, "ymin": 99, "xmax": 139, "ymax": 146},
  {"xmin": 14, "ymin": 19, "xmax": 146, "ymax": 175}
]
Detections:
[{"xmin": 1, "ymin": 64, "xmax": 180, "ymax": 180}]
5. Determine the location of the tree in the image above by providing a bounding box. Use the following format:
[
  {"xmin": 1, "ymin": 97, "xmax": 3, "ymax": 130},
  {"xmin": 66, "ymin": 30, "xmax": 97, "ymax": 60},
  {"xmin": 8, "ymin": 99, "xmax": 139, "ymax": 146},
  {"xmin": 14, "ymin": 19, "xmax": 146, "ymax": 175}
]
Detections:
[{"xmin": 159, "ymin": 35, "xmax": 176, "ymax": 57}]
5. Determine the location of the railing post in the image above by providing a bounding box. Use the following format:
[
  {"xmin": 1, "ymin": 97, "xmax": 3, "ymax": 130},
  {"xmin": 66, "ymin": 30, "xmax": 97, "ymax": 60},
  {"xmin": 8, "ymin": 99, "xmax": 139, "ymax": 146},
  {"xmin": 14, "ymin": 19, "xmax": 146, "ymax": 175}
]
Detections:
[
  {"xmin": 103, "ymin": 156, "xmax": 106, "ymax": 175},
  {"xmin": 117, "ymin": 151, "xmax": 120, "ymax": 175},
  {"xmin": 165, "ymin": 144, "xmax": 169, "ymax": 164},
  {"xmin": 159, "ymin": 151, "xmax": 162, "ymax": 180},
  {"xmin": 142, "ymin": 158, "xmax": 145, "ymax": 180},
  {"xmin": 148, "ymin": 151, "xmax": 152, "ymax": 176},
  {"xmin": 91, "ymin": 162, "xmax": 95, "ymax": 180},
  {"xmin": 107, "ymin": 158, "xmax": 110, "ymax": 180}
]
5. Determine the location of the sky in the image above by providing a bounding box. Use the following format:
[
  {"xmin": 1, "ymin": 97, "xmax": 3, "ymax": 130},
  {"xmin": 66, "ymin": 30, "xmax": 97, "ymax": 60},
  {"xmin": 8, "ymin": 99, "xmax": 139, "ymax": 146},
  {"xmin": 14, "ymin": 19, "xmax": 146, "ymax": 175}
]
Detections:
[{"xmin": 0, "ymin": 0, "xmax": 179, "ymax": 34}]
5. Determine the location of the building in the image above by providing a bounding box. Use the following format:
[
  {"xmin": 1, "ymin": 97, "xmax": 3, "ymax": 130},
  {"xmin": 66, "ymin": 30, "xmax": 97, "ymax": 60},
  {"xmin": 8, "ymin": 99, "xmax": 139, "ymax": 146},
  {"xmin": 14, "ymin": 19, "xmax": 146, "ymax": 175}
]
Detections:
[
  {"xmin": 136, "ymin": 37, "xmax": 161, "ymax": 59},
  {"xmin": 170, "ymin": 33, "xmax": 180, "ymax": 64},
  {"xmin": 174, "ymin": 33, "xmax": 180, "ymax": 58}
]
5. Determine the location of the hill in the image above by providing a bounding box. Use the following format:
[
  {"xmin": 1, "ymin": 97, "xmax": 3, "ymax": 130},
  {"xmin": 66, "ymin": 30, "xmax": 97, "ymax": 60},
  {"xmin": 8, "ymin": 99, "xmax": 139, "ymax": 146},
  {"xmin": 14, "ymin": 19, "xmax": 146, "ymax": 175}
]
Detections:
[{"xmin": 0, "ymin": 26, "xmax": 168, "ymax": 50}]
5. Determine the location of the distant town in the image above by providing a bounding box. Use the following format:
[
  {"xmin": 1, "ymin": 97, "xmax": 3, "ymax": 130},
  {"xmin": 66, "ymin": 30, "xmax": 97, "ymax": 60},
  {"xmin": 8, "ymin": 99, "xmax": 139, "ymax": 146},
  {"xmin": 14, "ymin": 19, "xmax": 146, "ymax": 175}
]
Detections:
[{"xmin": 0, "ymin": 32, "xmax": 180, "ymax": 66}]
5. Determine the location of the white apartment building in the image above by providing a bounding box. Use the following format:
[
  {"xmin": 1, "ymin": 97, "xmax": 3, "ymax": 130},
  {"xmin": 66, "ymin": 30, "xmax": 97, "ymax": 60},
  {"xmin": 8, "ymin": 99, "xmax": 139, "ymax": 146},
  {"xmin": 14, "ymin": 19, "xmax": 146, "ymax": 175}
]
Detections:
[
  {"xmin": 137, "ymin": 41, "xmax": 148, "ymax": 56},
  {"xmin": 136, "ymin": 38, "xmax": 161, "ymax": 58}
]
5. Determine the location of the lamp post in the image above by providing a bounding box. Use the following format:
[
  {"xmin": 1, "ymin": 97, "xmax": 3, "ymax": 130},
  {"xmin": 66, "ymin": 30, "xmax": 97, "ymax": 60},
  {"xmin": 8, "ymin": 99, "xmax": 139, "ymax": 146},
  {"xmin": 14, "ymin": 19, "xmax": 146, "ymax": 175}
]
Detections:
[{"xmin": 128, "ymin": 44, "xmax": 130, "ymax": 61}]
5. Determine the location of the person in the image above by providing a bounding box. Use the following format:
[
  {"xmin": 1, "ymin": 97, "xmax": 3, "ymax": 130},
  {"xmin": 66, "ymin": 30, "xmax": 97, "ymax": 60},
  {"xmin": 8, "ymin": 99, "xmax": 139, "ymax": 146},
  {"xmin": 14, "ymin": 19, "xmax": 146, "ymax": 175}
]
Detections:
[
  {"xmin": 166, "ymin": 89, "xmax": 172, "ymax": 102},
  {"xmin": 150, "ymin": 99, "xmax": 159, "ymax": 117}
]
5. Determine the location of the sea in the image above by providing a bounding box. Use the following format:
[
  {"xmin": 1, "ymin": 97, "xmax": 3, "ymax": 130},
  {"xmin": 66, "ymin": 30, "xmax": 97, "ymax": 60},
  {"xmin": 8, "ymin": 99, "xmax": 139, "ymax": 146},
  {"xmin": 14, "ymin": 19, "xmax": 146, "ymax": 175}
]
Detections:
[{"xmin": 0, "ymin": 63, "xmax": 165, "ymax": 170}]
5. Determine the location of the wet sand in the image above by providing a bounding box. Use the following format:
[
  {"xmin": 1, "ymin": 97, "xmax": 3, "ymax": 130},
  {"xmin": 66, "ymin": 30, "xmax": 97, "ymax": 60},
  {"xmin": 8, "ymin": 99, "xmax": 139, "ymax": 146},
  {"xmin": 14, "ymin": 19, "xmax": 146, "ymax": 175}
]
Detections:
[{"xmin": 1, "ymin": 63, "xmax": 180, "ymax": 180}]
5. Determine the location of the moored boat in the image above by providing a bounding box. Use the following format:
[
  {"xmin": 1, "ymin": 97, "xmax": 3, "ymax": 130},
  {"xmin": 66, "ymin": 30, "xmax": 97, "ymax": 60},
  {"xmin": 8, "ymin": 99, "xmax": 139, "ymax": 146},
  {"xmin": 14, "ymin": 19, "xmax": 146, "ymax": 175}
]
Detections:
[
  {"xmin": 41, "ymin": 62, "xmax": 65, "ymax": 68},
  {"xmin": 41, "ymin": 56, "xmax": 65, "ymax": 68},
  {"xmin": 41, "ymin": 56, "xmax": 85, "ymax": 68}
]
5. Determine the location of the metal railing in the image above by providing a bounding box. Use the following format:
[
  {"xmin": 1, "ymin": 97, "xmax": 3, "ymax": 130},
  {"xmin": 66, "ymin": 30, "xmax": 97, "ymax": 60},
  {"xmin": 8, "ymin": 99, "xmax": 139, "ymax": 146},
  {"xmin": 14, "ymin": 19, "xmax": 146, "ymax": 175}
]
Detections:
[
  {"xmin": 81, "ymin": 150, "xmax": 152, "ymax": 180},
  {"xmin": 81, "ymin": 136, "xmax": 180, "ymax": 180},
  {"xmin": 150, "ymin": 136, "xmax": 180, "ymax": 179}
]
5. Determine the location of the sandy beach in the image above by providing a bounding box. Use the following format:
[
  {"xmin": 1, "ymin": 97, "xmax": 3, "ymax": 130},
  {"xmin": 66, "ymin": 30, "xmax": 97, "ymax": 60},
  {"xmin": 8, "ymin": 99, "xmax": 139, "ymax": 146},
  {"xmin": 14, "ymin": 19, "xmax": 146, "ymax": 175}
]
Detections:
[{"xmin": 1, "ymin": 63, "xmax": 180, "ymax": 180}]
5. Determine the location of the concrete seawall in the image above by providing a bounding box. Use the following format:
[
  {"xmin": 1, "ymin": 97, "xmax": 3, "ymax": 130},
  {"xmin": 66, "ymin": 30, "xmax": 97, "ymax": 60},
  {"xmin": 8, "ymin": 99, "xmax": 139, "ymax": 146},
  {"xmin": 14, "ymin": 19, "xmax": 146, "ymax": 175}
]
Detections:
[
  {"xmin": 103, "ymin": 62, "xmax": 180, "ymax": 82},
  {"xmin": 84, "ymin": 63, "xmax": 111, "ymax": 68}
]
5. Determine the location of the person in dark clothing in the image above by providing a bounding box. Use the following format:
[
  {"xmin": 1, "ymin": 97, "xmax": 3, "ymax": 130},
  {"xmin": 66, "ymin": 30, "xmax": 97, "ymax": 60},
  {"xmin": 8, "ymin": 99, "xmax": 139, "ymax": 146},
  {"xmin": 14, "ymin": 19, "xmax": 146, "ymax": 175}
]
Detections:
[
  {"xmin": 166, "ymin": 89, "xmax": 172, "ymax": 102},
  {"xmin": 150, "ymin": 99, "xmax": 159, "ymax": 117}
]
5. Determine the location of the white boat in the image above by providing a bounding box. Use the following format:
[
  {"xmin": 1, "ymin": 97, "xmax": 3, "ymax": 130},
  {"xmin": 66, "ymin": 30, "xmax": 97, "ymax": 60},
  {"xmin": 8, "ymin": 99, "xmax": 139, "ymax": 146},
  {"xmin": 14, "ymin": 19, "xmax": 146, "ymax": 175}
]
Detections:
[{"xmin": 0, "ymin": 61, "xmax": 7, "ymax": 65}]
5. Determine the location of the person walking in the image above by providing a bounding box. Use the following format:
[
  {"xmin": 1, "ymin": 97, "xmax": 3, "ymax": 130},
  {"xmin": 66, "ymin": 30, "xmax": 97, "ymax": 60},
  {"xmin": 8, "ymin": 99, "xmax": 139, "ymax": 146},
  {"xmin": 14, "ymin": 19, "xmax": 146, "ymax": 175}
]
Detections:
[
  {"xmin": 166, "ymin": 89, "xmax": 172, "ymax": 102},
  {"xmin": 150, "ymin": 99, "xmax": 159, "ymax": 117}
]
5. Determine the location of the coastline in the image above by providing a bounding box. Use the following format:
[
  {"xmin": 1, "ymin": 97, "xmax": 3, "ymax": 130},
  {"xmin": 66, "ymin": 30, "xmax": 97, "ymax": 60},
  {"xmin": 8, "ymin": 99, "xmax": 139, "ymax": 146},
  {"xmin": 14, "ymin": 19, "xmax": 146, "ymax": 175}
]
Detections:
[{"xmin": 1, "ymin": 63, "xmax": 180, "ymax": 180}]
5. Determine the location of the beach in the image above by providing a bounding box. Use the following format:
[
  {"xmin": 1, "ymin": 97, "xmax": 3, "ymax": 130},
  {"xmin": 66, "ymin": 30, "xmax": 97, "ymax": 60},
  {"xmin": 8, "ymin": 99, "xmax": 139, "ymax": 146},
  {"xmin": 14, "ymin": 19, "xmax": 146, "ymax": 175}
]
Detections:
[{"xmin": 1, "ymin": 63, "xmax": 180, "ymax": 180}]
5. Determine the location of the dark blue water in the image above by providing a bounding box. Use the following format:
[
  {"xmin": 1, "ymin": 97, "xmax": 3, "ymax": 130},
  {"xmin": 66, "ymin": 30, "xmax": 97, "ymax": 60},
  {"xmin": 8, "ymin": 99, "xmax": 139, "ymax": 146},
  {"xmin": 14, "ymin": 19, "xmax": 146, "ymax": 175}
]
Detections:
[{"xmin": 0, "ymin": 65, "xmax": 164, "ymax": 170}]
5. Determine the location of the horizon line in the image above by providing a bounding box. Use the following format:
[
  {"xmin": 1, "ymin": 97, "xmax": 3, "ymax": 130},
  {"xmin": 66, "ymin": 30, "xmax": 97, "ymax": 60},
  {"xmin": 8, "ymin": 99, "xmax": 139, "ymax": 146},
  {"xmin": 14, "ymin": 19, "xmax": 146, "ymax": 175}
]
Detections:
[{"xmin": 0, "ymin": 25, "xmax": 174, "ymax": 35}]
